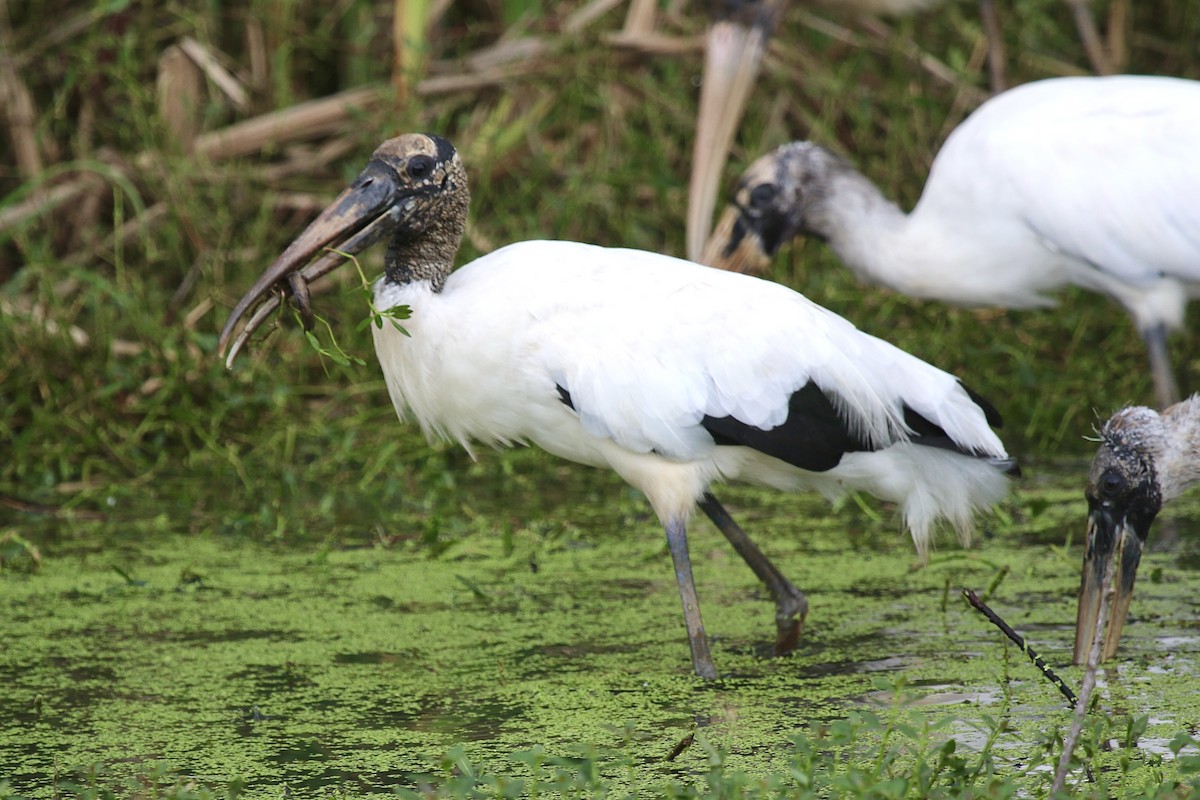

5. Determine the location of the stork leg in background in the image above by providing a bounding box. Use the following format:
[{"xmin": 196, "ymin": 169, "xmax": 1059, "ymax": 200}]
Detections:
[
  {"xmin": 665, "ymin": 516, "xmax": 720, "ymax": 679},
  {"xmin": 699, "ymin": 493, "xmax": 808, "ymax": 654},
  {"xmin": 1143, "ymin": 323, "xmax": 1182, "ymax": 410}
]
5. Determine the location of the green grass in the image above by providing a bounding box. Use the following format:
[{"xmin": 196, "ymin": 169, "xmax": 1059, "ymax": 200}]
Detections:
[{"xmin": 3, "ymin": 0, "xmax": 1200, "ymax": 797}]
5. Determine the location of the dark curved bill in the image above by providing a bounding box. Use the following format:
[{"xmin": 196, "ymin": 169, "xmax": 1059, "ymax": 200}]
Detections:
[
  {"xmin": 218, "ymin": 161, "xmax": 400, "ymax": 368},
  {"xmin": 1073, "ymin": 506, "xmax": 1144, "ymax": 664}
]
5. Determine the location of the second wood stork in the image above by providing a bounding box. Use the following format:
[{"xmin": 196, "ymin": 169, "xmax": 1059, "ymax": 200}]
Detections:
[
  {"xmin": 702, "ymin": 74, "xmax": 1200, "ymax": 410},
  {"xmin": 686, "ymin": 0, "xmax": 1125, "ymax": 264},
  {"xmin": 1074, "ymin": 394, "xmax": 1200, "ymax": 664},
  {"xmin": 220, "ymin": 133, "xmax": 1015, "ymax": 679}
]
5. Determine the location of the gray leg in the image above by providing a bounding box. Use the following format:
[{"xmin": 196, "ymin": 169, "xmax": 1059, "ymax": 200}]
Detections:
[
  {"xmin": 664, "ymin": 515, "xmax": 719, "ymax": 680},
  {"xmin": 1143, "ymin": 323, "xmax": 1181, "ymax": 410},
  {"xmin": 699, "ymin": 493, "xmax": 808, "ymax": 656}
]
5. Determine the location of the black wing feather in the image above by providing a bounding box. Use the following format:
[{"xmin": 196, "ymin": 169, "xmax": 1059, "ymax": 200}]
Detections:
[{"xmin": 559, "ymin": 379, "xmax": 1009, "ymax": 474}]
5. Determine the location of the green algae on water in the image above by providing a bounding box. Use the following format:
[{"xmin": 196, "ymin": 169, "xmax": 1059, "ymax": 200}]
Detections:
[{"xmin": 4, "ymin": 458, "xmax": 1200, "ymax": 797}]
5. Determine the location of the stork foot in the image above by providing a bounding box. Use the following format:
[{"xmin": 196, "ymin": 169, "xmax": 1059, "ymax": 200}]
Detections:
[
  {"xmin": 699, "ymin": 492, "xmax": 809, "ymax": 657},
  {"xmin": 773, "ymin": 586, "xmax": 807, "ymax": 656}
]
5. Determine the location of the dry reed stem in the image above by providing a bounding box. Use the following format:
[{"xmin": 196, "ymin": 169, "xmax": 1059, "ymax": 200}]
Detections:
[
  {"xmin": 1065, "ymin": 0, "xmax": 1112, "ymax": 75},
  {"xmin": 0, "ymin": 176, "xmax": 104, "ymax": 234},
  {"xmin": 604, "ymin": 31, "xmax": 704, "ymax": 53},
  {"xmin": 0, "ymin": 2, "xmax": 42, "ymax": 179},
  {"xmin": 177, "ymin": 36, "xmax": 250, "ymax": 112},
  {"xmin": 1106, "ymin": 0, "xmax": 1129, "ymax": 70},
  {"xmin": 244, "ymin": 18, "xmax": 269, "ymax": 99},
  {"xmin": 190, "ymin": 86, "xmax": 384, "ymax": 161},
  {"xmin": 257, "ymin": 137, "xmax": 361, "ymax": 183},
  {"xmin": 0, "ymin": 59, "xmax": 42, "ymax": 178},
  {"xmin": 621, "ymin": 0, "xmax": 660, "ymax": 36},
  {"xmin": 978, "ymin": 0, "xmax": 1008, "ymax": 92},
  {"xmin": 564, "ymin": 0, "xmax": 627, "ymax": 34},
  {"xmin": 465, "ymin": 37, "xmax": 551, "ymax": 71},
  {"xmin": 10, "ymin": 2, "xmax": 102, "ymax": 68},
  {"xmin": 157, "ymin": 45, "xmax": 206, "ymax": 153},
  {"xmin": 794, "ymin": 9, "xmax": 987, "ymax": 105}
]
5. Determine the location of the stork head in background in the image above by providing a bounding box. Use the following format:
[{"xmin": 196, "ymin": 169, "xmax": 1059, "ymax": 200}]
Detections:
[
  {"xmin": 1074, "ymin": 407, "xmax": 1161, "ymax": 664},
  {"xmin": 700, "ymin": 142, "xmax": 846, "ymax": 274}
]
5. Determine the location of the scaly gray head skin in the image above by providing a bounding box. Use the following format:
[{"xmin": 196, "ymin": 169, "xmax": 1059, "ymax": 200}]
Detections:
[
  {"xmin": 218, "ymin": 133, "xmax": 468, "ymax": 366},
  {"xmin": 700, "ymin": 142, "xmax": 849, "ymax": 273},
  {"xmin": 1074, "ymin": 406, "xmax": 1164, "ymax": 664}
]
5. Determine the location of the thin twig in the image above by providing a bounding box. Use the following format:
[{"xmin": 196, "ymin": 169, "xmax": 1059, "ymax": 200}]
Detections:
[
  {"xmin": 1052, "ymin": 549, "xmax": 1115, "ymax": 792},
  {"xmin": 963, "ymin": 589, "xmax": 1078, "ymax": 707}
]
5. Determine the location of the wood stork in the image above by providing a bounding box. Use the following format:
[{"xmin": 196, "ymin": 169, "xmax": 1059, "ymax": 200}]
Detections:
[
  {"xmin": 685, "ymin": 0, "xmax": 1009, "ymax": 263},
  {"xmin": 1074, "ymin": 394, "xmax": 1200, "ymax": 664},
  {"xmin": 219, "ymin": 133, "xmax": 1016, "ymax": 680},
  {"xmin": 701, "ymin": 74, "xmax": 1200, "ymax": 410},
  {"xmin": 686, "ymin": 0, "xmax": 1123, "ymax": 264}
]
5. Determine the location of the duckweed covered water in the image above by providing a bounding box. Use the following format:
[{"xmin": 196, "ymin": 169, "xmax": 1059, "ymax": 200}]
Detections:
[{"xmin": 4, "ymin": 454, "xmax": 1200, "ymax": 797}]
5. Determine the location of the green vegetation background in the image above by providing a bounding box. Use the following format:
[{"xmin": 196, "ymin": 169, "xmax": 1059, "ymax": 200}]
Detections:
[{"xmin": 2, "ymin": 0, "xmax": 1200, "ymax": 797}]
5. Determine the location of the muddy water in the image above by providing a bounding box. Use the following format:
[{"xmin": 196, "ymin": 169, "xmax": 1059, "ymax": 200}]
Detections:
[{"xmin": 2, "ymin": 456, "xmax": 1199, "ymax": 797}]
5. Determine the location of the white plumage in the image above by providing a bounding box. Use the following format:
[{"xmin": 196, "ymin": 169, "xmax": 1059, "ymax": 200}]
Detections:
[
  {"xmin": 373, "ymin": 240, "xmax": 1008, "ymax": 554},
  {"xmin": 705, "ymin": 75, "xmax": 1200, "ymax": 409},
  {"xmin": 221, "ymin": 133, "xmax": 1013, "ymax": 678}
]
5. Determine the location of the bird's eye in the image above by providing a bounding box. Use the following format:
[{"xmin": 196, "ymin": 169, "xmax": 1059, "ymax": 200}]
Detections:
[
  {"xmin": 1099, "ymin": 469, "xmax": 1125, "ymax": 499},
  {"xmin": 749, "ymin": 184, "xmax": 778, "ymax": 208},
  {"xmin": 408, "ymin": 155, "xmax": 435, "ymax": 180}
]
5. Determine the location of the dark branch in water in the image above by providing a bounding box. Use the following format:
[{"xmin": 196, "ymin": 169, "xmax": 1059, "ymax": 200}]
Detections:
[{"xmin": 963, "ymin": 588, "xmax": 1077, "ymax": 708}]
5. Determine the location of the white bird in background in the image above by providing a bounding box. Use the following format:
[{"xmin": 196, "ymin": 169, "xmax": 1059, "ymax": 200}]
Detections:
[
  {"xmin": 683, "ymin": 0, "xmax": 1120, "ymax": 265},
  {"xmin": 220, "ymin": 133, "xmax": 1015, "ymax": 679},
  {"xmin": 701, "ymin": 74, "xmax": 1200, "ymax": 410},
  {"xmin": 1074, "ymin": 394, "xmax": 1200, "ymax": 665}
]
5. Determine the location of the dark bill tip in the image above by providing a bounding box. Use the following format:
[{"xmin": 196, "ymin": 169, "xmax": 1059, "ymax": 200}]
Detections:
[
  {"xmin": 1074, "ymin": 507, "xmax": 1144, "ymax": 665},
  {"xmin": 217, "ymin": 161, "xmax": 400, "ymax": 363}
]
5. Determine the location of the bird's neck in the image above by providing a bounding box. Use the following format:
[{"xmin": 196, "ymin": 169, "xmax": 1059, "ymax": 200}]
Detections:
[
  {"xmin": 815, "ymin": 170, "xmax": 985, "ymax": 302},
  {"xmin": 383, "ymin": 210, "xmax": 467, "ymax": 293},
  {"xmin": 816, "ymin": 171, "xmax": 918, "ymax": 285},
  {"xmin": 1157, "ymin": 396, "xmax": 1200, "ymax": 503}
]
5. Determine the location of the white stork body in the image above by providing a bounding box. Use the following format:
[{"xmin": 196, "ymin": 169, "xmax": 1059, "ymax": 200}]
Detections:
[
  {"xmin": 901, "ymin": 76, "xmax": 1200, "ymax": 322},
  {"xmin": 372, "ymin": 239, "xmax": 1009, "ymax": 555},
  {"xmin": 705, "ymin": 75, "xmax": 1200, "ymax": 408},
  {"xmin": 221, "ymin": 134, "xmax": 1012, "ymax": 678}
]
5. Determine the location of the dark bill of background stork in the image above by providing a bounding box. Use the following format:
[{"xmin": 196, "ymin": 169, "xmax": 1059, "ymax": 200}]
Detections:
[
  {"xmin": 1074, "ymin": 478, "xmax": 1146, "ymax": 665},
  {"xmin": 1074, "ymin": 402, "xmax": 1181, "ymax": 665}
]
